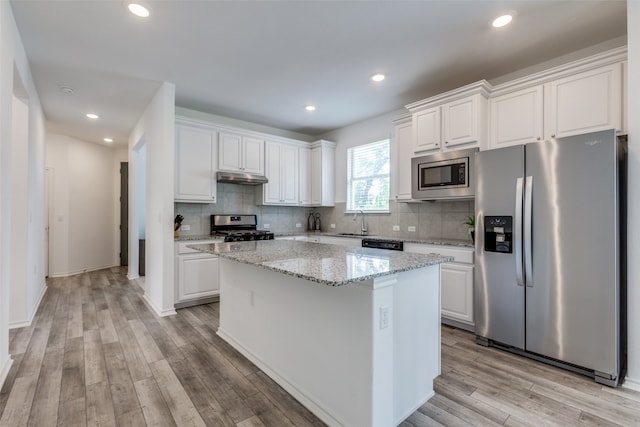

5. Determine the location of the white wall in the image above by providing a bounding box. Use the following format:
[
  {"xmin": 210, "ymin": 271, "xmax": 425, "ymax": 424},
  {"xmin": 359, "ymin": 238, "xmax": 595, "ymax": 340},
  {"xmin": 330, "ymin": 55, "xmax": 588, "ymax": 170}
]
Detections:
[
  {"xmin": 319, "ymin": 109, "xmax": 405, "ymax": 203},
  {"xmin": 0, "ymin": 1, "xmax": 46, "ymax": 387},
  {"xmin": 129, "ymin": 82, "xmax": 176, "ymax": 317},
  {"xmin": 9, "ymin": 95, "xmax": 29, "ymax": 326},
  {"xmin": 46, "ymin": 134, "xmax": 120, "ymax": 276},
  {"xmin": 625, "ymin": 2, "xmax": 639, "ymax": 392}
]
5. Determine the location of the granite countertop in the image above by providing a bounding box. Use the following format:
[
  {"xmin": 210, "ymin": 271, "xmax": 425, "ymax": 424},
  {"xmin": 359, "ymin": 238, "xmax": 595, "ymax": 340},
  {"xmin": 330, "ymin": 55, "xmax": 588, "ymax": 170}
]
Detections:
[
  {"xmin": 187, "ymin": 240, "xmax": 453, "ymax": 287},
  {"xmin": 175, "ymin": 232, "xmax": 473, "ymax": 248}
]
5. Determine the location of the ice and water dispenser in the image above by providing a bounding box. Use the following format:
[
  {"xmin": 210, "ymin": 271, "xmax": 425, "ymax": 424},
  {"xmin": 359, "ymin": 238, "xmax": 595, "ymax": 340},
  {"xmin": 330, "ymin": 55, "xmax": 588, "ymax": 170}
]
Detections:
[{"xmin": 483, "ymin": 216, "xmax": 513, "ymax": 253}]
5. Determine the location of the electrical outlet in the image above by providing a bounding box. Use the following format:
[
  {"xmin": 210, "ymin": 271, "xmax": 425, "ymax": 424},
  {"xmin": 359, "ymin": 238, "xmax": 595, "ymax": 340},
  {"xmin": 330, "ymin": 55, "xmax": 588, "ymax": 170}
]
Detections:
[
  {"xmin": 180, "ymin": 224, "xmax": 191, "ymax": 231},
  {"xmin": 330, "ymin": 223, "xmax": 336, "ymax": 229},
  {"xmin": 392, "ymin": 225, "xmax": 400, "ymax": 231},
  {"xmin": 380, "ymin": 306, "xmax": 390, "ymax": 329},
  {"xmin": 295, "ymin": 223, "xmax": 302, "ymax": 228},
  {"xmin": 263, "ymin": 224, "xmax": 270, "ymax": 229},
  {"xmin": 408, "ymin": 226, "xmax": 416, "ymax": 232}
]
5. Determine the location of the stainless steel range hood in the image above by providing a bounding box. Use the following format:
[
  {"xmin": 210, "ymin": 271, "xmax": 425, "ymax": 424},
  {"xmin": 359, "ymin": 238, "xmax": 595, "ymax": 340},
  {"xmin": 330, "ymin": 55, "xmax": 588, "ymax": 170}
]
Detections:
[{"xmin": 216, "ymin": 171, "xmax": 268, "ymax": 185}]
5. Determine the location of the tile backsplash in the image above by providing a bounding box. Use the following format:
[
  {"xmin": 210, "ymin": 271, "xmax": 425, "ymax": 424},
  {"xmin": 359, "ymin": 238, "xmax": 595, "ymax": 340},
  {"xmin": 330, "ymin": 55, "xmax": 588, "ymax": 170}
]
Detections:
[{"xmin": 175, "ymin": 183, "xmax": 474, "ymax": 242}]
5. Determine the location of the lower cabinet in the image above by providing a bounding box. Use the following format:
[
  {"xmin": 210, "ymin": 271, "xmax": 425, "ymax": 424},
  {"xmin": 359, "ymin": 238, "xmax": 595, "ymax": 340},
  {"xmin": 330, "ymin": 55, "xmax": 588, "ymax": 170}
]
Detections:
[
  {"xmin": 175, "ymin": 241, "xmax": 220, "ymax": 307},
  {"xmin": 404, "ymin": 243, "xmax": 475, "ymax": 331},
  {"xmin": 441, "ymin": 263, "xmax": 474, "ymax": 327}
]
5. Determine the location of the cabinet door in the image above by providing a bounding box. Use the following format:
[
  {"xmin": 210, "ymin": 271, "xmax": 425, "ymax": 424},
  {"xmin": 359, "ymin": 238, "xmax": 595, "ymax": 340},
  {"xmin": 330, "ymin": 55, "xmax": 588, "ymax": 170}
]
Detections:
[
  {"xmin": 443, "ymin": 96, "xmax": 477, "ymax": 148},
  {"xmin": 177, "ymin": 254, "xmax": 219, "ymax": 301},
  {"xmin": 298, "ymin": 147, "xmax": 312, "ymax": 205},
  {"xmin": 548, "ymin": 63, "xmax": 622, "ymax": 139},
  {"xmin": 242, "ymin": 137, "xmax": 264, "ymax": 174},
  {"xmin": 413, "ymin": 107, "xmax": 441, "ymax": 152},
  {"xmin": 219, "ymin": 132, "xmax": 242, "ymax": 171},
  {"xmin": 394, "ymin": 120, "xmax": 413, "ymax": 200},
  {"xmin": 263, "ymin": 142, "xmax": 282, "ymax": 204},
  {"xmin": 441, "ymin": 263, "xmax": 474, "ymax": 325},
  {"xmin": 310, "ymin": 147, "xmax": 322, "ymax": 205},
  {"xmin": 490, "ymin": 86, "xmax": 543, "ymax": 149},
  {"xmin": 280, "ymin": 144, "xmax": 299, "ymax": 204},
  {"xmin": 175, "ymin": 125, "xmax": 217, "ymax": 202}
]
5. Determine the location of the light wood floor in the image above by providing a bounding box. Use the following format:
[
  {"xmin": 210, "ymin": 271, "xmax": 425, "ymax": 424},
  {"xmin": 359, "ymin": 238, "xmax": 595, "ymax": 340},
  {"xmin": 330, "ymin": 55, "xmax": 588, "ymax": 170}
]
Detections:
[{"xmin": 1, "ymin": 267, "xmax": 639, "ymax": 426}]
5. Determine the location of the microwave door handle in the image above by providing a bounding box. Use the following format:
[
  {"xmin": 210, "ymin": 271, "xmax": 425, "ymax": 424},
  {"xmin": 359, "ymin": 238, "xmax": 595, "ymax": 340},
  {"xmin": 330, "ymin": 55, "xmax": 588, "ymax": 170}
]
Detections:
[{"xmin": 515, "ymin": 177, "xmax": 524, "ymax": 287}]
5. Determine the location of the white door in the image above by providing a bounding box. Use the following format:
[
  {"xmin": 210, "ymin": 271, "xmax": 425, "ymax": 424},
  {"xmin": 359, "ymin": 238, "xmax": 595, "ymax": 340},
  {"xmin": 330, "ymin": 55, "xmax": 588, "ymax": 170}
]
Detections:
[
  {"xmin": 413, "ymin": 107, "xmax": 441, "ymax": 152},
  {"xmin": 242, "ymin": 137, "xmax": 264, "ymax": 174},
  {"xmin": 490, "ymin": 86, "xmax": 544, "ymax": 148}
]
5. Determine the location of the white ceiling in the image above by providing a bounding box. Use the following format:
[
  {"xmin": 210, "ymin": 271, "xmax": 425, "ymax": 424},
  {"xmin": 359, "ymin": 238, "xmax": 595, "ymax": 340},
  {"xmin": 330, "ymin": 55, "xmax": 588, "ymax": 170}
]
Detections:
[{"xmin": 10, "ymin": 0, "xmax": 627, "ymax": 148}]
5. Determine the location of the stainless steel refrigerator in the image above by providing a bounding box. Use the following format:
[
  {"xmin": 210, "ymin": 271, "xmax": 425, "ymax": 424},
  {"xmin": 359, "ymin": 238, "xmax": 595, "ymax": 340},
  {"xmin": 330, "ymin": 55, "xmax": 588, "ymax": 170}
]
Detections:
[{"xmin": 474, "ymin": 129, "xmax": 626, "ymax": 387}]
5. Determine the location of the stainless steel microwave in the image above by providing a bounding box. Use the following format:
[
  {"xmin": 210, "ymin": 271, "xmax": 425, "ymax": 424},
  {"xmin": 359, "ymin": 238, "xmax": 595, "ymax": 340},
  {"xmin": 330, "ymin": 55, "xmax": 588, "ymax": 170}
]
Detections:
[{"xmin": 411, "ymin": 147, "xmax": 478, "ymax": 200}]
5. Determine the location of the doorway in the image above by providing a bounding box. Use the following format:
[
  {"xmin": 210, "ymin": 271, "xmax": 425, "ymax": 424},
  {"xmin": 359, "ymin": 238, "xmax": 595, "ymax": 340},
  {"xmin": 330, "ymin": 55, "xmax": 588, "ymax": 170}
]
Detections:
[{"xmin": 120, "ymin": 162, "xmax": 128, "ymax": 266}]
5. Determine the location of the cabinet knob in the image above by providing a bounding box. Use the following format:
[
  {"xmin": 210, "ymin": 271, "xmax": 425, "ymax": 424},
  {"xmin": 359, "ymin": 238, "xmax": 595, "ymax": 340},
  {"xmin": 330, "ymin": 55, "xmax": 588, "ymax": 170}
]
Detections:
[
  {"xmin": 445, "ymin": 141, "xmax": 448, "ymax": 145},
  {"xmin": 551, "ymin": 134, "xmax": 556, "ymax": 138},
  {"xmin": 435, "ymin": 143, "xmax": 439, "ymax": 147},
  {"xmin": 537, "ymin": 137, "xmax": 541, "ymax": 141}
]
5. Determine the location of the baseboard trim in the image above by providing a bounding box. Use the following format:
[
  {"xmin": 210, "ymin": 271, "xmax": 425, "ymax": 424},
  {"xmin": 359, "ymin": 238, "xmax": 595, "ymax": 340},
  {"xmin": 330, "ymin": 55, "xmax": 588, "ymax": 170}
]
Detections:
[
  {"xmin": 49, "ymin": 264, "xmax": 119, "ymax": 278},
  {"xmin": 142, "ymin": 293, "xmax": 177, "ymax": 318},
  {"xmin": 9, "ymin": 283, "xmax": 48, "ymax": 330},
  {"xmin": 622, "ymin": 376, "xmax": 640, "ymax": 392},
  {"xmin": 0, "ymin": 357, "xmax": 13, "ymax": 390}
]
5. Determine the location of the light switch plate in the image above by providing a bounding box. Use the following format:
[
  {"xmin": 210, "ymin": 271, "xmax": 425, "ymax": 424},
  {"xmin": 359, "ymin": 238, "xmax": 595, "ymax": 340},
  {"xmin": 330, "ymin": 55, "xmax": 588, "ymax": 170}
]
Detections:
[
  {"xmin": 408, "ymin": 226, "xmax": 416, "ymax": 232},
  {"xmin": 392, "ymin": 225, "xmax": 400, "ymax": 231},
  {"xmin": 181, "ymin": 224, "xmax": 191, "ymax": 231}
]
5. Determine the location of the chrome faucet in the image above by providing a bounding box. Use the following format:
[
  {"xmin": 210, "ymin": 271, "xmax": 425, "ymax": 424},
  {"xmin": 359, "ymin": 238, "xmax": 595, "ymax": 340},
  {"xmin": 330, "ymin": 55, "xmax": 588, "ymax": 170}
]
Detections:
[{"xmin": 353, "ymin": 210, "xmax": 367, "ymax": 236}]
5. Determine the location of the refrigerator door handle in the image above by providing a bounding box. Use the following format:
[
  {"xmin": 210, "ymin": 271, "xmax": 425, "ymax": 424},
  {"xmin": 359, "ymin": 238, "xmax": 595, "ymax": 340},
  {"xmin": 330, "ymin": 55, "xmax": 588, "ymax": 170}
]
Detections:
[
  {"xmin": 515, "ymin": 177, "xmax": 524, "ymax": 286},
  {"xmin": 524, "ymin": 176, "xmax": 533, "ymax": 287}
]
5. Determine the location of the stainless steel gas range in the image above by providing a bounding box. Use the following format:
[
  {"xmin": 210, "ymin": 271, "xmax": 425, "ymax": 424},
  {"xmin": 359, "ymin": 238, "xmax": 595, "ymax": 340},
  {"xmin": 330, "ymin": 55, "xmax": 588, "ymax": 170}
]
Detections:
[{"xmin": 210, "ymin": 214, "xmax": 274, "ymax": 242}]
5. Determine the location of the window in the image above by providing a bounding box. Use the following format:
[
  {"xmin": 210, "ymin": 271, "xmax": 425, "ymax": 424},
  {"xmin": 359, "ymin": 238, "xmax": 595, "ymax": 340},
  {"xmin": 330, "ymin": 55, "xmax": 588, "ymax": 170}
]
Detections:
[{"xmin": 347, "ymin": 139, "xmax": 390, "ymax": 212}]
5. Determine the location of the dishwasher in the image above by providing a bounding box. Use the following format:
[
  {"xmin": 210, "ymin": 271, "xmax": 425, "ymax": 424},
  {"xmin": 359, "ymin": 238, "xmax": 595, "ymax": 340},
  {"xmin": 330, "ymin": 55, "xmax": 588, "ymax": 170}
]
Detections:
[{"xmin": 361, "ymin": 238, "xmax": 404, "ymax": 251}]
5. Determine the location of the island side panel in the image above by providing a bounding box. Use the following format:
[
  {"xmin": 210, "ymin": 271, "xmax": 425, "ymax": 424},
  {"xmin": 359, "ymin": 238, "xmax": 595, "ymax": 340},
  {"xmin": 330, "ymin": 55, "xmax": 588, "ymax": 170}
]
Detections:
[
  {"xmin": 217, "ymin": 258, "xmax": 386, "ymax": 427},
  {"xmin": 390, "ymin": 265, "xmax": 441, "ymax": 424}
]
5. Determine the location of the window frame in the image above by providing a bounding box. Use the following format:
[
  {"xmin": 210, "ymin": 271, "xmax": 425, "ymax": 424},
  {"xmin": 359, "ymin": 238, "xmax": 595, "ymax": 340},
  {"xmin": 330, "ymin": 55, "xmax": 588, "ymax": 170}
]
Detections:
[{"xmin": 346, "ymin": 138, "xmax": 390, "ymax": 213}]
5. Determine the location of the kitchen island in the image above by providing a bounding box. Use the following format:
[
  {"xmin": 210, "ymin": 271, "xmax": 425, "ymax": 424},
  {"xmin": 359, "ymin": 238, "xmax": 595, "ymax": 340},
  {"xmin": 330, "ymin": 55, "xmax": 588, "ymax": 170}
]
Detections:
[{"xmin": 188, "ymin": 240, "xmax": 452, "ymax": 427}]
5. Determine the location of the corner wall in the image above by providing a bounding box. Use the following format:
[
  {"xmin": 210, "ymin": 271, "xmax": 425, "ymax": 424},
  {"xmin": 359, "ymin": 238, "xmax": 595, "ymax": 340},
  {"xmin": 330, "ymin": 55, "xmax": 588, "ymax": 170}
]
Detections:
[
  {"xmin": 129, "ymin": 82, "xmax": 176, "ymax": 317},
  {"xmin": 0, "ymin": 1, "xmax": 46, "ymax": 385}
]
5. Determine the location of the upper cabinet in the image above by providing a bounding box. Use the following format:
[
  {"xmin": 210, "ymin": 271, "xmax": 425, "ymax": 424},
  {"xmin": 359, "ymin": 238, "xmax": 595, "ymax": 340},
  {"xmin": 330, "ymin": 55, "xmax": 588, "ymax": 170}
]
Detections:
[
  {"xmin": 408, "ymin": 81, "xmax": 491, "ymax": 154},
  {"xmin": 175, "ymin": 120, "xmax": 218, "ymax": 203},
  {"xmin": 310, "ymin": 140, "xmax": 335, "ymax": 207},
  {"xmin": 392, "ymin": 115, "xmax": 413, "ymax": 201},
  {"xmin": 488, "ymin": 49, "xmax": 626, "ymax": 149},
  {"xmin": 219, "ymin": 132, "xmax": 264, "ymax": 174},
  {"xmin": 259, "ymin": 141, "xmax": 299, "ymax": 205},
  {"xmin": 490, "ymin": 86, "xmax": 544, "ymax": 149},
  {"xmin": 546, "ymin": 63, "xmax": 622, "ymax": 139},
  {"xmin": 298, "ymin": 147, "xmax": 312, "ymax": 206}
]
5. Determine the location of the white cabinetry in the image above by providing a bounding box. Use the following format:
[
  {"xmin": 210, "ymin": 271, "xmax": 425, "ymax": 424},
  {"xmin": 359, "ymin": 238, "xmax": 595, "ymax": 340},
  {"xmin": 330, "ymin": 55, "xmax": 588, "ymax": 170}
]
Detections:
[
  {"xmin": 488, "ymin": 52, "xmax": 626, "ymax": 149},
  {"xmin": 260, "ymin": 141, "xmax": 299, "ymax": 205},
  {"xmin": 490, "ymin": 85, "xmax": 544, "ymax": 149},
  {"xmin": 392, "ymin": 115, "xmax": 413, "ymax": 201},
  {"xmin": 404, "ymin": 243, "xmax": 475, "ymax": 330},
  {"xmin": 408, "ymin": 82, "xmax": 491, "ymax": 154},
  {"xmin": 175, "ymin": 122, "xmax": 218, "ymax": 203},
  {"xmin": 175, "ymin": 240, "xmax": 220, "ymax": 307},
  {"xmin": 310, "ymin": 140, "xmax": 335, "ymax": 207},
  {"xmin": 219, "ymin": 132, "xmax": 264, "ymax": 174},
  {"xmin": 546, "ymin": 63, "xmax": 622, "ymax": 139},
  {"xmin": 298, "ymin": 147, "xmax": 312, "ymax": 205},
  {"xmin": 412, "ymin": 107, "xmax": 440, "ymax": 152}
]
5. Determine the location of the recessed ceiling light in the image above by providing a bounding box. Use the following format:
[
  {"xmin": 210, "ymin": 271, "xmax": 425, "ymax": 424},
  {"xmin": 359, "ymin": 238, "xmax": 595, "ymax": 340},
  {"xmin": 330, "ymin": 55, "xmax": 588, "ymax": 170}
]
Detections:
[
  {"xmin": 371, "ymin": 73, "xmax": 386, "ymax": 82},
  {"xmin": 305, "ymin": 105, "xmax": 316, "ymax": 112},
  {"xmin": 86, "ymin": 113, "xmax": 99, "ymax": 119},
  {"xmin": 58, "ymin": 85, "xmax": 74, "ymax": 95},
  {"xmin": 104, "ymin": 138, "xmax": 113, "ymax": 143},
  {"xmin": 492, "ymin": 14, "xmax": 513, "ymax": 28},
  {"xmin": 128, "ymin": 3, "xmax": 150, "ymax": 18}
]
